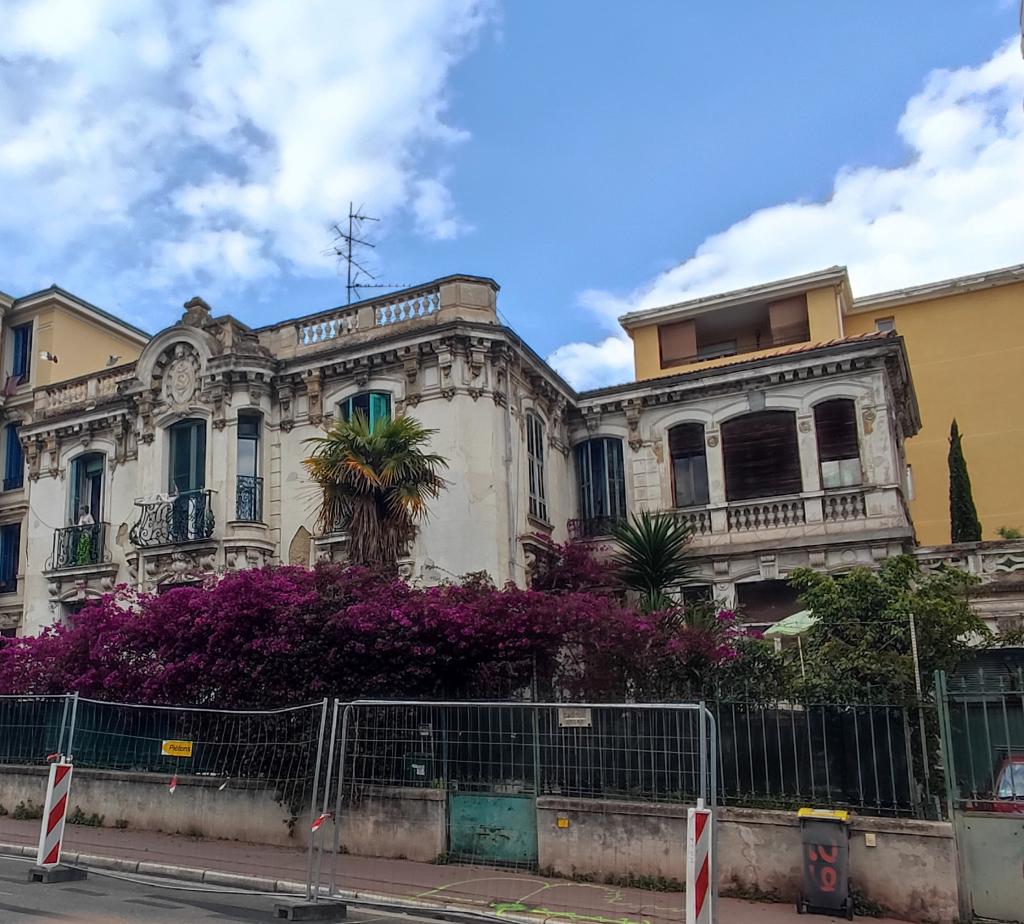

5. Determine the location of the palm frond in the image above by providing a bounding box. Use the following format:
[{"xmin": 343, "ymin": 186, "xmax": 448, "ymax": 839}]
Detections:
[{"xmin": 612, "ymin": 512, "xmax": 696, "ymax": 611}]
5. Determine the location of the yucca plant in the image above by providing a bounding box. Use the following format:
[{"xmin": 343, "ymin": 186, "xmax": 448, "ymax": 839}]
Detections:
[
  {"xmin": 612, "ymin": 511, "xmax": 696, "ymax": 612},
  {"xmin": 303, "ymin": 412, "xmax": 448, "ymax": 570}
]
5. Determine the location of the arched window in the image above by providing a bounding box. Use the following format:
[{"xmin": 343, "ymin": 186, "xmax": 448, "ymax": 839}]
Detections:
[
  {"xmin": 669, "ymin": 423, "xmax": 709, "ymax": 507},
  {"xmin": 69, "ymin": 452, "xmax": 104, "ymax": 524},
  {"xmin": 814, "ymin": 399, "xmax": 861, "ymax": 487},
  {"xmin": 339, "ymin": 391, "xmax": 391, "ymax": 431},
  {"xmin": 575, "ymin": 438, "xmax": 627, "ymax": 535},
  {"xmin": 526, "ymin": 412, "xmax": 547, "ymax": 522},
  {"xmin": 721, "ymin": 411, "xmax": 801, "ymax": 501}
]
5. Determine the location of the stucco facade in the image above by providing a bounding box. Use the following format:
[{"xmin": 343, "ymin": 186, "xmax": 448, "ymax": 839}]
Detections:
[
  {"xmin": 13, "ymin": 272, "xmax": 921, "ymax": 636},
  {"xmin": 0, "ymin": 286, "xmax": 148, "ymax": 636},
  {"xmin": 625, "ymin": 263, "xmax": 1024, "ymax": 548}
]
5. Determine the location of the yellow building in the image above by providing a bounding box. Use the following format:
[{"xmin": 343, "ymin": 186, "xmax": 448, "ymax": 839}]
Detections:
[
  {"xmin": 0, "ymin": 284, "xmax": 149, "ymax": 635},
  {"xmin": 621, "ymin": 263, "xmax": 1024, "ymax": 546}
]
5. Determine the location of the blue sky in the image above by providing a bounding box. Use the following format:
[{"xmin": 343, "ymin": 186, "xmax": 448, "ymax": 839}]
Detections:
[{"xmin": 1, "ymin": 1, "xmax": 1021, "ymax": 388}]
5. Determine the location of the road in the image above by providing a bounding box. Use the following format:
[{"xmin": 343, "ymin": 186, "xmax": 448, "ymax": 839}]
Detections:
[{"xmin": 0, "ymin": 854, "xmax": 357, "ymax": 922}]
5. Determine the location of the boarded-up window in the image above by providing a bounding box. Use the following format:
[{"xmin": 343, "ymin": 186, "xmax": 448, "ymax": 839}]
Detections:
[
  {"xmin": 721, "ymin": 411, "xmax": 802, "ymax": 501},
  {"xmin": 669, "ymin": 423, "xmax": 709, "ymax": 507},
  {"xmin": 814, "ymin": 399, "xmax": 861, "ymax": 488}
]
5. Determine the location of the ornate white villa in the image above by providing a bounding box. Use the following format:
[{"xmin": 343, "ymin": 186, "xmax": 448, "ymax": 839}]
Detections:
[{"xmin": 4, "ymin": 270, "xmax": 933, "ymax": 635}]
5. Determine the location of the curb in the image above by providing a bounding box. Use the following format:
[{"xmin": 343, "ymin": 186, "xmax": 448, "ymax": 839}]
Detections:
[
  {"xmin": 0, "ymin": 842, "xmax": 624, "ymax": 924},
  {"xmin": 2, "ymin": 848, "xmax": 655, "ymax": 924}
]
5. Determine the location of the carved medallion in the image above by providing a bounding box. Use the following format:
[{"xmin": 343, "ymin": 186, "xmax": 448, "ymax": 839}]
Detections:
[{"xmin": 163, "ymin": 344, "xmax": 200, "ymax": 408}]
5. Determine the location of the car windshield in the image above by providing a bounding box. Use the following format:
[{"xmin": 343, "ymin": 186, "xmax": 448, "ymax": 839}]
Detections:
[{"xmin": 997, "ymin": 763, "xmax": 1024, "ymax": 799}]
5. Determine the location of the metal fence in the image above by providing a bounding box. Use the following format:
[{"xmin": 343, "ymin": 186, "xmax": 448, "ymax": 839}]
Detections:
[
  {"xmin": 309, "ymin": 700, "xmax": 718, "ymax": 920},
  {"xmin": 0, "ymin": 695, "xmax": 73, "ymax": 766},
  {"xmin": 712, "ymin": 697, "xmax": 934, "ymax": 818},
  {"xmin": 937, "ymin": 670, "xmax": 1024, "ymax": 809}
]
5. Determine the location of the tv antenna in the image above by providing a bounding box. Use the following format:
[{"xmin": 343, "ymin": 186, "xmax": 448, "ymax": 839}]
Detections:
[{"xmin": 326, "ymin": 203, "xmax": 409, "ymax": 304}]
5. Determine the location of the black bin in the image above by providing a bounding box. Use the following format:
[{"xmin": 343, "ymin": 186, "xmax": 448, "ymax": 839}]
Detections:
[{"xmin": 796, "ymin": 808, "xmax": 853, "ymax": 919}]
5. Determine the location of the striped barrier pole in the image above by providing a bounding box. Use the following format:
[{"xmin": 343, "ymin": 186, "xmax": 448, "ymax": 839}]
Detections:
[
  {"xmin": 686, "ymin": 801, "xmax": 714, "ymax": 924},
  {"xmin": 36, "ymin": 762, "xmax": 73, "ymax": 868}
]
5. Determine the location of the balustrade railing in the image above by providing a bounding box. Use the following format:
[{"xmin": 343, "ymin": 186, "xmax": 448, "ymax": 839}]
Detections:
[
  {"xmin": 823, "ymin": 488, "xmax": 867, "ymax": 522},
  {"xmin": 296, "ymin": 307, "xmax": 360, "ymax": 346},
  {"xmin": 235, "ymin": 475, "xmax": 263, "ymax": 522},
  {"xmin": 129, "ymin": 490, "xmax": 216, "ymax": 548},
  {"xmin": 669, "ymin": 506, "xmax": 712, "ymax": 535},
  {"xmin": 47, "ymin": 523, "xmax": 108, "ymax": 571},
  {"xmin": 727, "ymin": 497, "xmax": 805, "ymax": 532},
  {"xmin": 374, "ymin": 286, "xmax": 440, "ymax": 326}
]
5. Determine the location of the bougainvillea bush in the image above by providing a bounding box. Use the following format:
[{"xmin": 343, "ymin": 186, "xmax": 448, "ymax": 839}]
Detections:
[{"xmin": 0, "ymin": 563, "xmax": 748, "ymax": 707}]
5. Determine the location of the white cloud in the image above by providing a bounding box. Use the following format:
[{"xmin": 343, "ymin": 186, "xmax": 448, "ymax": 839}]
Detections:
[
  {"xmin": 550, "ymin": 40, "xmax": 1024, "ymax": 391},
  {"xmin": 0, "ymin": 0, "xmax": 490, "ymax": 304}
]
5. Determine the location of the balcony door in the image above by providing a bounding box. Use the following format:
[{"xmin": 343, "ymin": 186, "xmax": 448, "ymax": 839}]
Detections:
[
  {"xmin": 169, "ymin": 418, "xmax": 206, "ymax": 493},
  {"xmin": 70, "ymin": 453, "xmax": 103, "ymax": 524},
  {"xmin": 169, "ymin": 419, "xmax": 207, "ymax": 542}
]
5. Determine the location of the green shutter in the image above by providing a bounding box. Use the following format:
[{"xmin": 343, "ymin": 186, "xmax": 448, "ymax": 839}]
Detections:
[{"xmin": 369, "ymin": 392, "xmax": 391, "ymax": 431}]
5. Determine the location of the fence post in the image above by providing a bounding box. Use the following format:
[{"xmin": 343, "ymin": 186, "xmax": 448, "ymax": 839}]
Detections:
[
  {"xmin": 310, "ymin": 699, "xmax": 339, "ymax": 902},
  {"xmin": 328, "ymin": 702, "xmax": 353, "ymax": 897},
  {"xmin": 65, "ymin": 693, "xmax": 79, "ymax": 763},
  {"xmin": 304, "ymin": 698, "xmax": 330, "ymax": 901}
]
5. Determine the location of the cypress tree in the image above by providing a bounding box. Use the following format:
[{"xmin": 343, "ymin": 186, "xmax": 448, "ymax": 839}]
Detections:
[{"xmin": 948, "ymin": 419, "xmax": 982, "ymax": 543}]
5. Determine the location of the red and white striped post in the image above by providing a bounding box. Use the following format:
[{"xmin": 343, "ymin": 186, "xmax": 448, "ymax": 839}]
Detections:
[
  {"xmin": 36, "ymin": 761, "xmax": 74, "ymax": 868},
  {"xmin": 686, "ymin": 801, "xmax": 714, "ymax": 924}
]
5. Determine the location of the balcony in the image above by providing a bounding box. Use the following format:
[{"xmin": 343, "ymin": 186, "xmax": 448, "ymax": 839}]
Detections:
[
  {"xmin": 129, "ymin": 490, "xmax": 216, "ymax": 548},
  {"xmin": 235, "ymin": 475, "xmax": 263, "ymax": 522},
  {"xmin": 47, "ymin": 523, "xmax": 109, "ymax": 571},
  {"xmin": 569, "ymin": 487, "xmax": 884, "ymax": 547},
  {"xmin": 567, "ymin": 516, "xmax": 625, "ymax": 540}
]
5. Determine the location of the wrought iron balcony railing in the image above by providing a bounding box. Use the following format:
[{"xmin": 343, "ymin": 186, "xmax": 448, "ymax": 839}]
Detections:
[
  {"xmin": 47, "ymin": 523, "xmax": 109, "ymax": 571},
  {"xmin": 235, "ymin": 475, "xmax": 263, "ymax": 522},
  {"xmin": 567, "ymin": 515, "xmax": 626, "ymax": 540},
  {"xmin": 129, "ymin": 490, "xmax": 216, "ymax": 548}
]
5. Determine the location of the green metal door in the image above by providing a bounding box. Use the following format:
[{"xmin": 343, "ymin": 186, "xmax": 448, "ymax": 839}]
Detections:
[{"xmin": 448, "ymin": 792, "xmax": 537, "ymax": 865}]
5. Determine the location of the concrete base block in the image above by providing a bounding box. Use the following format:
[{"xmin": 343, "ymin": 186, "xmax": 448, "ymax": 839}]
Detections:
[
  {"xmin": 28, "ymin": 864, "xmax": 88, "ymax": 884},
  {"xmin": 273, "ymin": 900, "xmax": 347, "ymax": 921}
]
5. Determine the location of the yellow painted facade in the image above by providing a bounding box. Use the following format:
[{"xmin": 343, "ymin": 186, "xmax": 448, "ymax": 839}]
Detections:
[
  {"xmin": 628, "ymin": 282, "xmax": 846, "ymax": 381},
  {"xmin": 625, "ymin": 265, "xmax": 1024, "ymax": 548},
  {"xmin": 844, "ymin": 280, "xmax": 1024, "ymax": 545},
  {"xmin": 30, "ymin": 304, "xmax": 145, "ymax": 388}
]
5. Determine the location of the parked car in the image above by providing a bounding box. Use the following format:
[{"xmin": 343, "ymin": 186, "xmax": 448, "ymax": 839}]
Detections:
[{"xmin": 993, "ymin": 754, "xmax": 1024, "ymax": 814}]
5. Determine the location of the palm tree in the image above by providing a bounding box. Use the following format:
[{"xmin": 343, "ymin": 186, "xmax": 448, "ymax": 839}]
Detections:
[
  {"xmin": 612, "ymin": 511, "xmax": 696, "ymax": 612},
  {"xmin": 303, "ymin": 412, "xmax": 448, "ymax": 570}
]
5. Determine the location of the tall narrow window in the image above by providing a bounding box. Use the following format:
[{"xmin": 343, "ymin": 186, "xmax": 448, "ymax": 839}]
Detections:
[
  {"xmin": 814, "ymin": 399, "xmax": 862, "ymax": 488},
  {"xmin": 526, "ymin": 412, "xmax": 548, "ymax": 522},
  {"xmin": 3, "ymin": 423, "xmax": 23, "ymax": 491},
  {"xmin": 11, "ymin": 324, "xmax": 31, "ymax": 384},
  {"xmin": 236, "ymin": 412, "xmax": 262, "ymax": 521},
  {"xmin": 0, "ymin": 523, "xmax": 20, "ymax": 594},
  {"xmin": 69, "ymin": 453, "xmax": 104, "ymax": 523},
  {"xmin": 669, "ymin": 423, "xmax": 709, "ymax": 507},
  {"xmin": 169, "ymin": 418, "xmax": 206, "ymax": 493},
  {"xmin": 168, "ymin": 418, "xmax": 210, "ymax": 542},
  {"xmin": 575, "ymin": 438, "xmax": 627, "ymax": 536},
  {"xmin": 721, "ymin": 411, "xmax": 802, "ymax": 500},
  {"xmin": 339, "ymin": 391, "xmax": 391, "ymax": 431}
]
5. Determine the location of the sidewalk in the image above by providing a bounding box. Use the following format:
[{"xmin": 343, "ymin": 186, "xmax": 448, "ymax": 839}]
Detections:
[{"xmin": 0, "ymin": 818, "xmax": 906, "ymax": 924}]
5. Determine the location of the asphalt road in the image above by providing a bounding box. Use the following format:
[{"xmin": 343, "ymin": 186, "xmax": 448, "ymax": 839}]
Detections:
[{"xmin": 0, "ymin": 855, "xmax": 363, "ymax": 922}]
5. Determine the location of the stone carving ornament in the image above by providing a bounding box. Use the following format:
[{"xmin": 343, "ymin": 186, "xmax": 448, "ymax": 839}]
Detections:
[{"xmin": 163, "ymin": 344, "xmax": 201, "ymax": 409}]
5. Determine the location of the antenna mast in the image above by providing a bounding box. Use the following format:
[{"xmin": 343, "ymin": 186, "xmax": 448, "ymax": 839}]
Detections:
[{"xmin": 327, "ymin": 203, "xmax": 412, "ymax": 305}]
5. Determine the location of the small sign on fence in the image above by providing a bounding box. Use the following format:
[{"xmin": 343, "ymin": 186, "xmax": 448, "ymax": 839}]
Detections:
[
  {"xmin": 557, "ymin": 707, "xmax": 592, "ymax": 728},
  {"xmin": 161, "ymin": 739, "xmax": 193, "ymax": 758}
]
